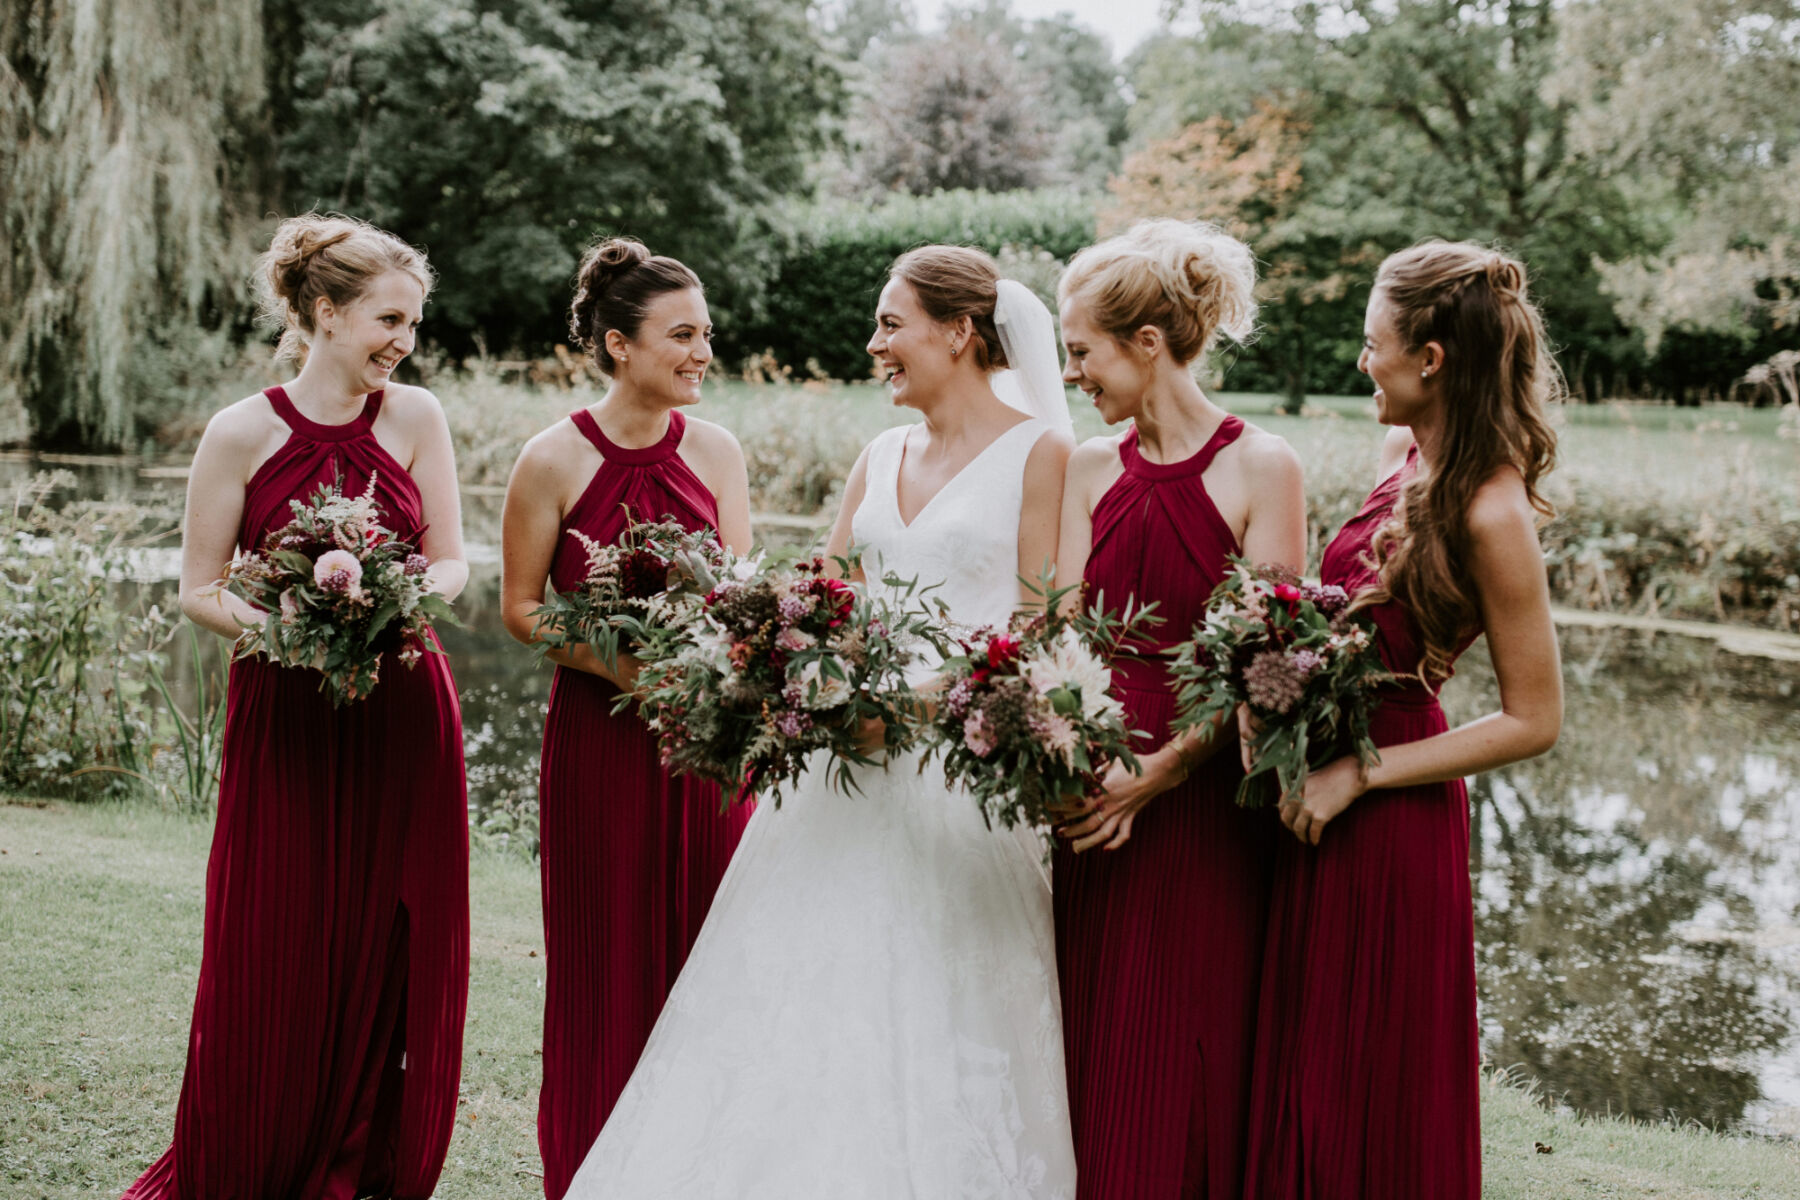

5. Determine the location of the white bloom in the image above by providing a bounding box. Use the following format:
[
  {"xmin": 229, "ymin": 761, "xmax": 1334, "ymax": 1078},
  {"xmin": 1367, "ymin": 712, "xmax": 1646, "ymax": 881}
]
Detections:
[{"xmin": 1024, "ymin": 627, "xmax": 1121, "ymax": 722}]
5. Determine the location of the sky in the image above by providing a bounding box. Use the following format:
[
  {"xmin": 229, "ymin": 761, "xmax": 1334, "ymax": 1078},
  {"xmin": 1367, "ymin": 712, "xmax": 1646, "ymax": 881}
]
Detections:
[{"xmin": 927, "ymin": 0, "xmax": 1193, "ymax": 60}]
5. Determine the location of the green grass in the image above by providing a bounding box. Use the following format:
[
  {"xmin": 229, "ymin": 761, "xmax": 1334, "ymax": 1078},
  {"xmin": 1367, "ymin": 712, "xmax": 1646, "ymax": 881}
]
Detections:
[{"xmin": 5, "ymin": 796, "xmax": 1797, "ymax": 1198}]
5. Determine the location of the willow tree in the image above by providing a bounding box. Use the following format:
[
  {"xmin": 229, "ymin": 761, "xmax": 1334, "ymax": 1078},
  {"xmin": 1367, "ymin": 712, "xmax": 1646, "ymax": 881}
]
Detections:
[{"xmin": 1, "ymin": 0, "xmax": 273, "ymax": 447}]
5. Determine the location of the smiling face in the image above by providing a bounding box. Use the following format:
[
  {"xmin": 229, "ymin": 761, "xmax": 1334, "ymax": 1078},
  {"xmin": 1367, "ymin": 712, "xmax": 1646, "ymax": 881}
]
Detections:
[
  {"xmin": 611, "ymin": 287, "xmax": 713, "ymax": 407},
  {"xmin": 315, "ymin": 270, "xmax": 425, "ymax": 394},
  {"xmin": 866, "ymin": 277, "xmax": 959, "ymax": 409},
  {"xmin": 1059, "ymin": 295, "xmax": 1153, "ymax": 425},
  {"xmin": 1359, "ymin": 287, "xmax": 1440, "ymax": 427}
]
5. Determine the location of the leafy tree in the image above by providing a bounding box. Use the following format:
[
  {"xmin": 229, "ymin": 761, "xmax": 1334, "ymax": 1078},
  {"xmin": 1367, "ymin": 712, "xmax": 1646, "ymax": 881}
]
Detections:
[
  {"xmin": 1106, "ymin": 101, "xmax": 1375, "ymax": 407},
  {"xmin": 1550, "ymin": 0, "xmax": 1800, "ymax": 359},
  {"xmin": 282, "ymin": 0, "xmax": 843, "ymax": 358}
]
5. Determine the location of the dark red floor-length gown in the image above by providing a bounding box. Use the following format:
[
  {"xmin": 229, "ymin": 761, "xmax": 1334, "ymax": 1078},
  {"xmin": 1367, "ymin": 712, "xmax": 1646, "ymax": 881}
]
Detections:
[
  {"xmin": 1243, "ymin": 444, "xmax": 1482, "ymax": 1199},
  {"xmin": 536, "ymin": 409, "xmax": 752, "ymax": 1200},
  {"xmin": 125, "ymin": 387, "xmax": 469, "ymax": 1200},
  {"xmin": 1054, "ymin": 416, "xmax": 1278, "ymax": 1199}
]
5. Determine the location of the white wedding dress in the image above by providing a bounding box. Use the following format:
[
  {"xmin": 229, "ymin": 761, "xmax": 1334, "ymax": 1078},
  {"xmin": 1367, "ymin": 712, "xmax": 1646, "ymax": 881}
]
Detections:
[{"xmin": 566, "ymin": 417, "xmax": 1077, "ymax": 1199}]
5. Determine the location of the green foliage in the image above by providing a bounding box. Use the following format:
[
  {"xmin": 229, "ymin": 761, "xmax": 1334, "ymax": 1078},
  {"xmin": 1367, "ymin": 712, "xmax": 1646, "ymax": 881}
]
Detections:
[
  {"xmin": 731, "ymin": 189, "xmax": 1095, "ymax": 377},
  {"xmin": 0, "ymin": 0, "xmax": 270, "ymax": 447},
  {"xmin": 0, "ymin": 474, "xmax": 169, "ymax": 797},
  {"xmin": 282, "ymin": 0, "xmax": 843, "ymax": 358}
]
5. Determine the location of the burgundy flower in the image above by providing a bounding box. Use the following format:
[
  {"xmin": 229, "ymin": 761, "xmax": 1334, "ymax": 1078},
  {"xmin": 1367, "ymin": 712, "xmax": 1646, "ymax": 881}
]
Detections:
[
  {"xmin": 403, "ymin": 553, "xmax": 430, "ymax": 577},
  {"xmin": 618, "ymin": 548, "xmax": 672, "ymax": 599},
  {"xmin": 987, "ymin": 634, "xmax": 1023, "ymax": 673}
]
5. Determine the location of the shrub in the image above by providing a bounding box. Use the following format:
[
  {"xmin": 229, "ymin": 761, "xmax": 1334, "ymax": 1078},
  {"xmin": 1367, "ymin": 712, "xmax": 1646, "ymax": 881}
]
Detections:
[
  {"xmin": 726, "ymin": 188, "xmax": 1096, "ymax": 378},
  {"xmin": 0, "ymin": 473, "xmax": 174, "ymax": 797}
]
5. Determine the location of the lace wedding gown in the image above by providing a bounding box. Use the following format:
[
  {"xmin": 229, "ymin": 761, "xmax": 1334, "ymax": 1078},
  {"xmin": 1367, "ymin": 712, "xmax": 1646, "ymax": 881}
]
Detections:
[{"xmin": 566, "ymin": 418, "xmax": 1077, "ymax": 1199}]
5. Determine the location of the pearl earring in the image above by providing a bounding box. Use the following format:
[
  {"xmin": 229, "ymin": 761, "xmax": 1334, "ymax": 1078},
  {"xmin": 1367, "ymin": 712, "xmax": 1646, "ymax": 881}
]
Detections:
[{"xmin": 1420, "ymin": 368, "xmax": 1430, "ymax": 378}]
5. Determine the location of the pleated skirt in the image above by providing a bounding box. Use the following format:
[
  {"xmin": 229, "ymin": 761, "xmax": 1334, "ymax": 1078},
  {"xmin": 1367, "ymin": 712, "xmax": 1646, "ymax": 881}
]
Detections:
[
  {"xmin": 1242, "ymin": 694, "xmax": 1480, "ymax": 1200},
  {"xmin": 124, "ymin": 647, "xmax": 470, "ymax": 1200},
  {"xmin": 1053, "ymin": 683, "xmax": 1278, "ymax": 1199},
  {"xmin": 535, "ymin": 666, "xmax": 749, "ymax": 1200}
]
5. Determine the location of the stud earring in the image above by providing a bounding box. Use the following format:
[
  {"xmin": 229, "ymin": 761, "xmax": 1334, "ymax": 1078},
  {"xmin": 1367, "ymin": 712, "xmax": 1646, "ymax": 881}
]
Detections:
[{"xmin": 1420, "ymin": 368, "xmax": 1430, "ymax": 378}]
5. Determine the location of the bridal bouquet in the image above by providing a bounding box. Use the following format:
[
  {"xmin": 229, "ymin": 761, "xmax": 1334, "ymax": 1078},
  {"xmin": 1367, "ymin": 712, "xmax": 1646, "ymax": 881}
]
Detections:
[
  {"xmin": 926, "ymin": 580, "xmax": 1157, "ymax": 831},
  {"xmin": 1169, "ymin": 557, "xmax": 1391, "ymax": 808},
  {"xmin": 223, "ymin": 473, "xmax": 456, "ymax": 705},
  {"xmin": 634, "ymin": 555, "xmax": 943, "ymax": 805},
  {"xmin": 529, "ymin": 516, "xmax": 741, "ymax": 675}
]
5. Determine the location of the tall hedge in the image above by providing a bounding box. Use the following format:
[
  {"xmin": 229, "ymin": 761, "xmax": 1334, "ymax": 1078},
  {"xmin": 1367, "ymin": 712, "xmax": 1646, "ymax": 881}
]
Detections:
[{"xmin": 726, "ymin": 189, "xmax": 1096, "ymax": 379}]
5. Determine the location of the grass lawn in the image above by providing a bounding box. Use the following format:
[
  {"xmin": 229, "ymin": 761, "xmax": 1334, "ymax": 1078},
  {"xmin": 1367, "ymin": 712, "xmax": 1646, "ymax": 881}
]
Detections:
[{"xmin": 5, "ymin": 797, "xmax": 1797, "ymax": 1199}]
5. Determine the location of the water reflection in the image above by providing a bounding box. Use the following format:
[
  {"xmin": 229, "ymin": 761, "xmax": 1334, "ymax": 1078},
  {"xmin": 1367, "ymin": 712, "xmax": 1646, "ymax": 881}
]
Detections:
[{"xmin": 1448, "ymin": 629, "xmax": 1800, "ymax": 1131}]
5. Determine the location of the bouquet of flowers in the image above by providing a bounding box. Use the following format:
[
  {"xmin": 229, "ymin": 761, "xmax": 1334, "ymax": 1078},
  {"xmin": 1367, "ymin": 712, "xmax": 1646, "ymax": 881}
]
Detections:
[
  {"xmin": 529, "ymin": 516, "xmax": 740, "ymax": 677},
  {"xmin": 1169, "ymin": 557, "xmax": 1392, "ymax": 807},
  {"xmin": 634, "ymin": 556, "xmax": 945, "ymax": 805},
  {"xmin": 926, "ymin": 579, "xmax": 1157, "ymax": 831},
  {"xmin": 223, "ymin": 473, "xmax": 456, "ymax": 705}
]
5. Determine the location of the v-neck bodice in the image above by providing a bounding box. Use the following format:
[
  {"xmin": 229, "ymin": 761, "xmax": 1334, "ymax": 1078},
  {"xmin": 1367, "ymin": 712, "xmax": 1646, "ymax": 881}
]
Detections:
[{"xmin": 851, "ymin": 419, "xmax": 1049, "ymax": 632}]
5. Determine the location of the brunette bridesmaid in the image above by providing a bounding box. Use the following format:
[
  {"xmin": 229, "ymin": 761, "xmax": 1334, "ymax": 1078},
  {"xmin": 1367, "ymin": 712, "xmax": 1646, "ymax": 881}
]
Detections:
[
  {"xmin": 1050, "ymin": 220, "xmax": 1306, "ymax": 1198},
  {"xmin": 125, "ymin": 215, "xmax": 470, "ymax": 1198},
  {"xmin": 1243, "ymin": 242, "xmax": 1563, "ymax": 1199},
  {"xmin": 500, "ymin": 238, "xmax": 754, "ymax": 1200}
]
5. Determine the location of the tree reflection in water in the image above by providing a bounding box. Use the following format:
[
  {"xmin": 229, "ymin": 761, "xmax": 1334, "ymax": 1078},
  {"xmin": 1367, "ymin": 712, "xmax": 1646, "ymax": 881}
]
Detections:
[{"xmin": 1449, "ymin": 627, "xmax": 1800, "ymax": 1128}]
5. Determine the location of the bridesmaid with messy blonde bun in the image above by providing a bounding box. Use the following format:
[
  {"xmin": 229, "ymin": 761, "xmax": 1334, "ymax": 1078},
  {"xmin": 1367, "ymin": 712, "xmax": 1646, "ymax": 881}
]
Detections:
[
  {"xmin": 500, "ymin": 237, "xmax": 753, "ymax": 1200},
  {"xmin": 126, "ymin": 213, "xmax": 470, "ymax": 1199},
  {"xmin": 1051, "ymin": 219, "xmax": 1305, "ymax": 1199}
]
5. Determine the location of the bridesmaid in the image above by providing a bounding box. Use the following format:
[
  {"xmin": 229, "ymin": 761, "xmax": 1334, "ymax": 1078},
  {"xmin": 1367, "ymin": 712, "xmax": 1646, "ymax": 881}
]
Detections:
[
  {"xmin": 1050, "ymin": 219, "xmax": 1306, "ymax": 1198},
  {"xmin": 1243, "ymin": 242, "xmax": 1563, "ymax": 1199},
  {"xmin": 500, "ymin": 237, "xmax": 754, "ymax": 1200},
  {"xmin": 127, "ymin": 214, "xmax": 469, "ymax": 1198}
]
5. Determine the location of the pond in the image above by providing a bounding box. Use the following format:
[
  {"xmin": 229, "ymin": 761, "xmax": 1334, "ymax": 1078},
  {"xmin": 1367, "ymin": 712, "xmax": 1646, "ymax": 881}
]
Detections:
[{"xmin": 8, "ymin": 457, "xmax": 1800, "ymax": 1138}]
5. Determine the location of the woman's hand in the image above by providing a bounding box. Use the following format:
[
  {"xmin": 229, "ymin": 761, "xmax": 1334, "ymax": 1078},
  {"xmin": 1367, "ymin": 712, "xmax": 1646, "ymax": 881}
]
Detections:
[
  {"xmin": 850, "ymin": 715, "xmax": 889, "ymax": 757},
  {"xmin": 1054, "ymin": 749, "xmax": 1182, "ymax": 853},
  {"xmin": 1237, "ymin": 704, "xmax": 1262, "ymax": 771},
  {"xmin": 1276, "ymin": 755, "xmax": 1366, "ymax": 846}
]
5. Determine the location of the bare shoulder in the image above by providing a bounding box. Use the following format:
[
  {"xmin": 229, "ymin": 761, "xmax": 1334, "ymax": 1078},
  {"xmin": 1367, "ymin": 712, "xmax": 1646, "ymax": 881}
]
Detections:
[
  {"xmin": 513, "ymin": 414, "xmax": 589, "ymax": 476},
  {"xmin": 1466, "ymin": 464, "xmax": 1533, "ymax": 540},
  {"xmin": 1025, "ymin": 425, "xmax": 1075, "ymax": 467},
  {"xmin": 199, "ymin": 392, "xmax": 285, "ymax": 459},
  {"xmin": 1232, "ymin": 422, "xmax": 1304, "ymax": 477},
  {"xmin": 1378, "ymin": 424, "xmax": 1416, "ymax": 471},
  {"xmin": 679, "ymin": 413, "xmax": 745, "ymax": 458},
  {"xmin": 1067, "ymin": 433, "xmax": 1123, "ymax": 475},
  {"xmin": 378, "ymin": 382, "xmax": 447, "ymax": 426}
]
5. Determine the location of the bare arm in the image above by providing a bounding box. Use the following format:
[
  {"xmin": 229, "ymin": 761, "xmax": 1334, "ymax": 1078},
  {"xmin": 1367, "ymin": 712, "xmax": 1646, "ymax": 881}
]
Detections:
[
  {"xmin": 499, "ymin": 431, "xmax": 628, "ymax": 685},
  {"xmin": 179, "ymin": 407, "xmax": 273, "ymax": 641},
  {"xmin": 822, "ymin": 443, "xmax": 874, "ymax": 582},
  {"xmin": 1281, "ymin": 468, "xmax": 1563, "ymax": 845},
  {"xmin": 1016, "ymin": 429, "xmax": 1073, "ymax": 605},
  {"xmin": 683, "ymin": 417, "xmax": 754, "ymax": 555},
  {"xmin": 1062, "ymin": 433, "xmax": 1309, "ymax": 851},
  {"xmin": 394, "ymin": 388, "xmax": 468, "ymax": 602}
]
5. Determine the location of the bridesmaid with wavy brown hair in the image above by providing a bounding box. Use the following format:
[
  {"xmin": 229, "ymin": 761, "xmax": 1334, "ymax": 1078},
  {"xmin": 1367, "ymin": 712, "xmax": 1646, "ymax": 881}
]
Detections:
[
  {"xmin": 500, "ymin": 237, "xmax": 753, "ymax": 1200},
  {"xmin": 1243, "ymin": 242, "xmax": 1564, "ymax": 1199},
  {"xmin": 1051, "ymin": 219, "xmax": 1305, "ymax": 1199},
  {"xmin": 125, "ymin": 213, "xmax": 469, "ymax": 1199}
]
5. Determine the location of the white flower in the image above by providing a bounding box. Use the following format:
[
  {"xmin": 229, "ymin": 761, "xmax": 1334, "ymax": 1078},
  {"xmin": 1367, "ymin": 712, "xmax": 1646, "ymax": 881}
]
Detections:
[
  {"xmin": 1024, "ymin": 627, "xmax": 1121, "ymax": 722},
  {"xmin": 793, "ymin": 657, "xmax": 853, "ymax": 710},
  {"xmin": 689, "ymin": 618, "xmax": 736, "ymax": 671}
]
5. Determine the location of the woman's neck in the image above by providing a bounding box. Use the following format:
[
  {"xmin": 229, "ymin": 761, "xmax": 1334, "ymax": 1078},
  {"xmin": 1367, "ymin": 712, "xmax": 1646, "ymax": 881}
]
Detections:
[
  {"xmin": 589, "ymin": 384, "xmax": 674, "ymax": 447},
  {"xmin": 1132, "ymin": 371, "xmax": 1223, "ymax": 463}
]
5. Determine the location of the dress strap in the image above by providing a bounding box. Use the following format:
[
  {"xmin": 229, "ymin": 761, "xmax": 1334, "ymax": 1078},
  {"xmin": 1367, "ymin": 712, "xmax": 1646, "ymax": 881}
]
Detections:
[
  {"xmin": 569, "ymin": 408, "xmax": 685, "ymax": 465},
  {"xmin": 1119, "ymin": 414, "xmax": 1243, "ymax": 480},
  {"xmin": 263, "ymin": 386, "xmax": 379, "ymax": 443}
]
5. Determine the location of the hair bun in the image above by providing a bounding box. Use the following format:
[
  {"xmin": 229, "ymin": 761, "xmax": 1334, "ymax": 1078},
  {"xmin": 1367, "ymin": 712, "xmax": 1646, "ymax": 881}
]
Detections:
[
  {"xmin": 265, "ymin": 218, "xmax": 358, "ymax": 308},
  {"xmin": 570, "ymin": 238, "xmax": 653, "ymax": 351},
  {"xmin": 1483, "ymin": 255, "xmax": 1526, "ymax": 299}
]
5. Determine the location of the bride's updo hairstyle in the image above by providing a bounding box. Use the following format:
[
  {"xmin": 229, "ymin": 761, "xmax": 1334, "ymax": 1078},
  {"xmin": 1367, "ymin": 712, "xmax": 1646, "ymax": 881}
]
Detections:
[
  {"xmin": 1058, "ymin": 219, "xmax": 1257, "ymax": 364},
  {"xmin": 1362, "ymin": 240, "xmax": 1562, "ymax": 682},
  {"xmin": 570, "ymin": 237, "xmax": 703, "ymax": 375},
  {"xmin": 257, "ymin": 213, "xmax": 434, "ymax": 364},
  {"xmin": 889, "ymin": 245, "xmax": 1009, "ymax": 371}
]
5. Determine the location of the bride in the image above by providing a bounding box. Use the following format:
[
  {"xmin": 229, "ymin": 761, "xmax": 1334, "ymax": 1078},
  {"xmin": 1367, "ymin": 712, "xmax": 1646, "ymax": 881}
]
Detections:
[{"xmin": 565, "ymin": 244, "xmax": 1078, "ymax": 1199}]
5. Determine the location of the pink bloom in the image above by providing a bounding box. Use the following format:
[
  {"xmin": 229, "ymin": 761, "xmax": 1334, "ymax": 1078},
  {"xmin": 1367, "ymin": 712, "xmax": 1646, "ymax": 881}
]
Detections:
[
  {"xmin": 964, "ymin": 710, "xmax": 998, "ymax": 758},
  {"xmin": 1029, "ymin": 711, "xmax": 1079, "ymax": 768},
  {"xmin": 279, "ymin": 592, "xmax": 301, "ymax": 625},
  {"xmin": 314, "ymin": 549, "xmax": 363, "ymax": 594},
  {"xmin": 403, "ymin": 553, "xmax": 430, "ymax": 577},
  {"xmin": 776, "ymin": 627, "xmax": 817, "ymax": 653}
]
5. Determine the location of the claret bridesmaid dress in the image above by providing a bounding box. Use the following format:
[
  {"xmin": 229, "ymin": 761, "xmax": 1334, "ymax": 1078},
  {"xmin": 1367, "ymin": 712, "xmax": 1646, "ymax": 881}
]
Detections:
[
  {"xmin": 1054, "ymin": 415, "xmax": 1278, "ymax": 1199},
  {"xmin": 1245, "ymin": 443, "xmax": 1483, "ymax": 1199},
  {"xmin": 125, "ymin": 386, "xmax": 468, "ymax": 1200},
  {"xmin": 534, "ymin": 407, "xmax": 751, "ymax": 1200}
]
